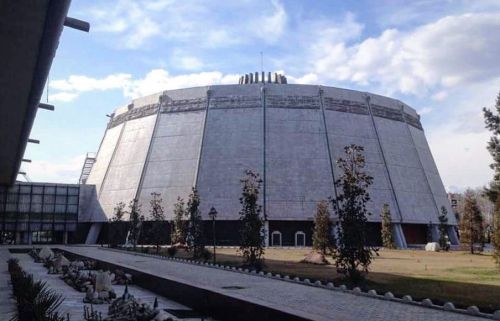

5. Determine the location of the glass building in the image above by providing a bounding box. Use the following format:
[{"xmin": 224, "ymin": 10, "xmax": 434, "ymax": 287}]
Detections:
[{"xmin": 0, "ymin": 182, "xmax": 79, "ymax": 244}]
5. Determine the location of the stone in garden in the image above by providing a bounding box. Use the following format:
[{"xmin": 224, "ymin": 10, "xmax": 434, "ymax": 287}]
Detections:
[
  {"xmin": 98, "ymin": 291, "xmax": 109, "ymax": 300},
  {"xmin": 53, "ymin": 255, "xmax": 70, "ymax": 272},
  {"xmin": 95, "ymin": 271, "xmax": 113, "ymax": 292},
  {"xmin": 301, "ymin": 251, "xmax": 329, "ymax": 265},
  {"xmin": 425, "ymin": 242, "xmax": 440, "ymax": 252},
  {"xmin": 38, "ymin": 246, "xmax": 54, "ymax": 260},
  {"xmin": 153, "ymin": 310, "xmax": 174, "ymax": 321},
  {"xmin": 85, "ymin": 288, "xmax": 98, "ymax": 301}
]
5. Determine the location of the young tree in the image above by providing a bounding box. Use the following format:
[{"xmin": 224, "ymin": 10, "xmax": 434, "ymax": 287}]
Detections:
[
  {"xmin": 128, "ymin": 198, "xmax": 144, "ymax": 251},
  {"xmin": 483, "ymin": 91, "xmax": 500, "ymax": 266},
  {"xmin": 171, "ymin": 197, "xmax": 187, "ymax": 245},
  {"xmin": 149, "ymin": 192, "xmax": 166, "ymax": 254},
  {"xmin": 332, "ymin": 145, "xmax": 377, "ymax": 282},
  {"xmin": 186, "ymin": 188, "xmax": 205, "ymax": 258},
  {"xmin": 238, "ymin": 170, "xmax": 266, "ymax": 268},
  {"xmin": 312, "ymin": 200, "xmax": 334, "ymax": 255},
  {"xmin": 426, "ymin": 220, "xmax": 433, "ymax": 243},
  {"xmin": 494, "ymin": 197, "xmax": 500, "ymax": 266},
  {"xmin": 438, "ymin": 206, "xmax": 450, "ymax": 251},
  {"xmin": 380, "ymin": 204, "xmax": 395, "ymax": 249},
  {"xmin": 460, "ymin": 191, "xmax": 483, "ymax": 254},
  {"xmin": 108, "ymin": 202, "xmax": 126, "ymax": 247}
]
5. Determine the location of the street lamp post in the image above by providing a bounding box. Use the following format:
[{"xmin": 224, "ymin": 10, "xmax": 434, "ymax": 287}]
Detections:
[{"xmin": 208, "ymin": 207, "xmax": 218, "ymax": 264}]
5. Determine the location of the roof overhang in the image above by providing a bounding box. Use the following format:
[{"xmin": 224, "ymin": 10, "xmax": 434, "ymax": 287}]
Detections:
[{"xmin": 0, "ymin": 0, "xmax": 71, "ymax": 185}]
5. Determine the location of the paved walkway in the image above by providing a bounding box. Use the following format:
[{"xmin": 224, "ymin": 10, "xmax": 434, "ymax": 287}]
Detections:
[
  {"xmin": 0, "ymin": 248, "xmax": 17, "ymax": 320},
  {"xmin": 61, "ymin": 246, "xmax": 491, "ymax": 321},
  {"xmin": 12, "ymin": 253, "xmax": 212, "ymax": 321}
]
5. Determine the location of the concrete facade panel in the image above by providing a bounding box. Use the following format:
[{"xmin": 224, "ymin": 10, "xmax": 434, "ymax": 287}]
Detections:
[
  {"xmin": 138, "ymin": 110, "xmax": 205, "ymax": 219},
  {"xmin": 98, "ymin": 115, "xmax": 157, "ymax": 218},
  {"xmin": 85, "ymin": 124, "xmax": 123, "ymax": 193},
  {"xmin": 197, "ymin": 86, "xmax": 263, "ymax": 220}
]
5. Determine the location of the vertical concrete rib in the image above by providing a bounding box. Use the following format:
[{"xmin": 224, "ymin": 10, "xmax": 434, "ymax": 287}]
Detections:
[
  {"xmin": 134, "ymin": 102, "xmax": 162, "ymax": 201},
  {"xmin": 318, "ymin": 87, "xmax": 339, "ymax": 204},
  {"xmin": 399, "ymin": 106, "xmax": 440, "ymax": 219},
  {"xmin": 261, "ymin": 86, "xmax": 267, "ymax": 219},
  {"xmin": 194, "ymin": 88, "xmax": 212, "ymax": 188},
  {"xmin": 364, "ymin": 94, "xmax": 404, "ymax": 223},
  {"xmin": 98, "ymin": 122, "xmax": 127, "ymax": 198}
]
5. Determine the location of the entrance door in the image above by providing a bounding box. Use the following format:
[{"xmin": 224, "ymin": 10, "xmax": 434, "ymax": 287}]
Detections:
[
  {"xmin": 271, "ymin": 231, "xmax": 282, "ymax": 246},
  {"xmin": 295, "ymin": 231, "xmax": 305, "ymax": 247}
]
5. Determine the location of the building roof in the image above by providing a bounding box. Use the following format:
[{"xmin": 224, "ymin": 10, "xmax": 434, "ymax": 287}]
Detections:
[{"xmin": 0, "ymin": 0, "xmax": 71, "ymax": 185}]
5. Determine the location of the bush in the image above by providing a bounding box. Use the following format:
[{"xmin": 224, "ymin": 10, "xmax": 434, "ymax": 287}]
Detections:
[
  {"xmin": 166, "ymin": 246, "xmax": 177, "ymax": 258},
  {"xmin": 8, "ymin": 259, "xmax": 65, "ymax": 321},
  {"xmin": 200, "ymin": 248, "xmax": 212, "ymax": 262}
]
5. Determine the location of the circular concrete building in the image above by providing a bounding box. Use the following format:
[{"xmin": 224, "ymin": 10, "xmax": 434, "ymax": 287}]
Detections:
[{"xmin": 81, "ymin": 73, "xmax": 458, "ymax": 247}]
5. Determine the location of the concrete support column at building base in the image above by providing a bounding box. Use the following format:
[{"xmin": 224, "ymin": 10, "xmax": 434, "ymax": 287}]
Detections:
[
  {"xmin": 26, "ymin": 232, "xmax": 32, "ymax": 245},
  {"xmin": 85, "ymin": 223, "xmax": 103, "ymax": 244},
  {"xmin": 392, "ymin": 223, "xmax": 407, "ymax": 249},
  {"xmin": 15, "ymin": 232, "xmax": 21, "ymax": 244},
  {"xmin": 63, "ymin": 231, "xmax": 68, "ymax": 245},
  {"xmin": 431, "ymin": 225, "xmax": 440, "ymax": 242},
  {"xmin": 447, "ymin": 226, "xmax": 459, "ymax": 245}
]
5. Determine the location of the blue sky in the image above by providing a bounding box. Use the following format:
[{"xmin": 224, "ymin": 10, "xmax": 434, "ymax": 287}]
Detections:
[{"xmin": 24, "ymin": 0, "xmax": 500, "ymax": 192}]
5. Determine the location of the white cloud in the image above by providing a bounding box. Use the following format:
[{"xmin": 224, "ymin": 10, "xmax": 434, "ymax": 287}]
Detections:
[
  {"xmin": 310, "ymin": 13, "xmax": 500, "ymax": 96},
  {"xmin": 287, "ymin": 73, "xmax": 318, "ymax": 84},
  {"xmin": 85, "ymin": 0, "xmax": 290, "ymax": 49},
  {"xmin": 253, "ymin": 0, "xmax": 287, "ymax": 43},
  {"xmin": 123, "ymin": 69, "xmax": 239, "ymax": 98},
  {"xmin": 49, "ymin": 92, "xmax": 78, "ymax": 102},
  {"xmin": 50, "ymin": 74, "xmax": 131, "ymax": 92},
  {"xmin": 417, "ymin": 107, "xmax": 433, "ymax": 115},
  {"xmin": 49, "ymin": 69, "xmax": 241, "ymax": 101},
  {"xmin": 22, "ymin": 154, "xmax": 86, "ymax": 183}
]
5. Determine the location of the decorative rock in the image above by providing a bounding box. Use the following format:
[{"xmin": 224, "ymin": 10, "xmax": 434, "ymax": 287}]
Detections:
[
  {"xmin": 425, "ymin": 242, "xmax": 440, "ymax": 252},
  {"xmin": 368, "ymin": 289, "xmax": 377, "ymax": 296},
  {"xmin": 267, "ymin": 272, "xmax": 273, "ymax": 277},
  {"xmin": 98, "ymin": 291, "xmax": 109, "ymax": 300},
  {"xmin": 443, "ymin": 302, "xmax": 455, "ymax": 310},
  {"xmin": 384, "ymin": 292, "xmax": 394, "ymax": 299},
  {"xmin": 353, "ymin": 287, "xmax": 362, "ymax": 293},
  {"xmin": 339, "ymin": 284, "xmax": 347, "ymax": 290},
  {"xmin": 293, "ymin": 277, "xmax": 300, "ymax": 282},
  {"xmin": 314, "ymin": 281, "xmax": 322, "ymax": 286},
  {"xmin": 467, "ymin": 306, "xmax": 480, "ymax": 315},
  {"xmin": 38, "ymin": 247, "xmax": 54, "ymax": 260},
  {"xmin": 326, "ymin": 282, "xmax": 334, "ymax": 288},
  {"xmin": 53, "ymin": 255, "xmax": 70, "ymax": 272},
  {"xmin": 259, "ymin": 271, "xmax": 265, "ymax": 275},
  {"xmin": 153, "ymin": 310, "xmax": 172, "ymax": 321},
  {"xmin": 303, "ymin": 279, "xmax": 311, "ymax": 284},
  {"xmin": 251, "ymin": 270, "xmax": 257, "ymax": 274},
  {"xmin": 95, "ymin": 271, "xmax": 113, "ymax": 292},
  {"xmin": 421, "ymin": 298, "xmax": 433, "ymax": 307},
  {"xmin": 301, "ymin": 251, "xmax": 329, "ymax": 265},
  {"xmin": 284, "ymin": 275, "xmax": 290, "ymax": 280},
  {"xmin": 275, "ymin": 274, "xmax": 281, "ymax": 278},
  {"xmin": 402, "ymin": 295, "xmax": 413, "ymax": 302}
]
